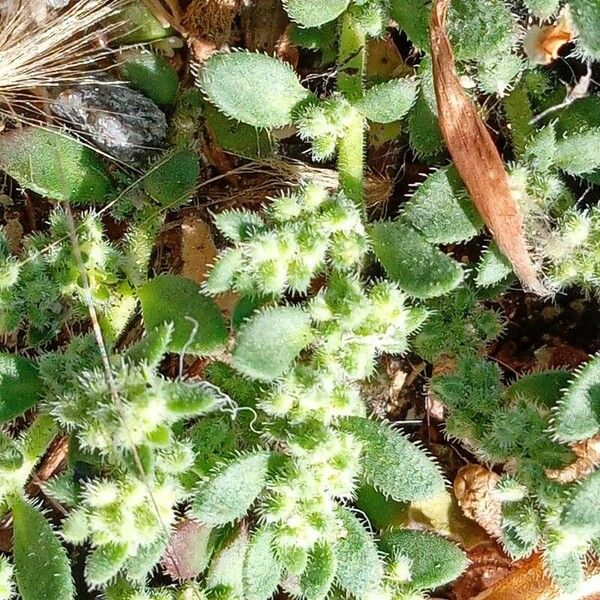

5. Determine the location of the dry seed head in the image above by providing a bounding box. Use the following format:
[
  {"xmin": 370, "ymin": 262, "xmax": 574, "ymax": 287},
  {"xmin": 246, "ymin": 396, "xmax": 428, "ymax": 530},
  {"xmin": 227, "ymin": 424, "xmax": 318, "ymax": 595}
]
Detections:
[{"xmin": 0, "ymin": 0, "xmax": 126, "ymax": 112}]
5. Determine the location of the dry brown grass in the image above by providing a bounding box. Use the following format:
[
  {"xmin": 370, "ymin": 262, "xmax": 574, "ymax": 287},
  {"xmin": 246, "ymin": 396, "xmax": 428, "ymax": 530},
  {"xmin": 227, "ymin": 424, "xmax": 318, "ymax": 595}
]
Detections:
[{"xmin": 0, "ymin": 0, "xmax": 126, "ymax": 119}]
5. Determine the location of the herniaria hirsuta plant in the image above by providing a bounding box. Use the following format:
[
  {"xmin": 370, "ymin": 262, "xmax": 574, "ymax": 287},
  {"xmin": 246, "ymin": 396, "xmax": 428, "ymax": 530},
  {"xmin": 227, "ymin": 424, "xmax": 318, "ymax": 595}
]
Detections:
[
  {"xmin": 431, "ymin": 352, "xmax": 600, "ymax": 594},
  {"xmin": 0, "ymin": 0, "xmax": 599, "ymax": 598}
]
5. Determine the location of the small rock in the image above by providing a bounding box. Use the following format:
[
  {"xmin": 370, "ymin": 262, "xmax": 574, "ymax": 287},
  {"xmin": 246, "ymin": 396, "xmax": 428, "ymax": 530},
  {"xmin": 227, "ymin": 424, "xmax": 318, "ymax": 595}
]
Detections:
[{"xmin": 52, "ymin": 84, "xmax": 167, "ymax": 163}]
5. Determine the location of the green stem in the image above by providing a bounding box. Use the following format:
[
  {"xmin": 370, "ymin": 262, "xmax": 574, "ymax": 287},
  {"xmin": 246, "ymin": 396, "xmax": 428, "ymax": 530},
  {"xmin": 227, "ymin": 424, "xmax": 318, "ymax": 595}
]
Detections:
[
  {"xmin": 503, "ymin": 84, "xmax": 534, "ymax": 159},
  {"xmin": 337, "ymin": 12, "xmax": 366, "ymax": 208}
]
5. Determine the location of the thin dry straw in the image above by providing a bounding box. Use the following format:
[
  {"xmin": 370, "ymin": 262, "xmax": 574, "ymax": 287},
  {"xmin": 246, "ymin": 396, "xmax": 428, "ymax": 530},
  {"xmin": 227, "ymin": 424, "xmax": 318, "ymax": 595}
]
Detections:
[{"xmin": 0, "ymin": 0, "xmax": 127, "ymax": 95}]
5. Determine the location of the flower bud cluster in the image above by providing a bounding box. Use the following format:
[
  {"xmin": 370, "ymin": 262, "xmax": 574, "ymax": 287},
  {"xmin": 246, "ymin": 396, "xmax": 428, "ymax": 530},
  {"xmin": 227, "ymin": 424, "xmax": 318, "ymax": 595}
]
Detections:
[{"xmin": 206, "ymin": 184, "xmax": 368, "ymax": 297}]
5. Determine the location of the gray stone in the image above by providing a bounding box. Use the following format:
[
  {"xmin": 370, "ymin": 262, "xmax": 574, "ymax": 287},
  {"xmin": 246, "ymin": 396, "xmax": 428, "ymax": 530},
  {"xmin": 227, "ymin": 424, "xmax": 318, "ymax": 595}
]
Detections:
[{"xmin": 52, "ymin": 84, "xmax": 168, "ymax": 164}]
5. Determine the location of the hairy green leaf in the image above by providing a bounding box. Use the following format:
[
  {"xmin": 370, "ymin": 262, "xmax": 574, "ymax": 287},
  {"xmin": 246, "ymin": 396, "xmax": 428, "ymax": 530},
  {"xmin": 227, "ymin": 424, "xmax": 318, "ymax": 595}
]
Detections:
[
  {"xmin": 243, "ymin": 527, "xmax": 282, "ymax": 600},
  {"xmin": 85, "ymin": 543, "xmax": 129, "ymax": 587},
  {"xmin": 553, "ymin": 354, "xmax": 600, "ymax": 441},
  {"xmin": 284, "ymin": 0, "xmax": 349, "ymax": 27},
  {"xmin": 523, "ymin": 0, "xmax": 560, "ymax": 18},
  {"xmin": 555, "ymin": 128, "xmax": 600, "ymax": 175},
  {"xmin": 341, "ymin": 417, "xmax": 445, "ymax": 501},
  {"xmin": 299, "ymin": 543, "xmax": 337, "ymax": 600},
  {"xmin": 402, "ymin": 167, "xmax": 483, "ymax": 244},
  {"xmin": 213, "ymin": 210, "xmax": 264, "ymax": 243},
  {"xmin": 561, "ymin": 469, "xmax": 600, "ymax": 535},
  {"xmin": 334, "ymin": 508, "xmax": 383, "ymax": 598},
  {"xmin": 408, "ymin": 90, "xmax": 445, "ymax": 159},
  {"xmin": 206, "ymin": 528, "xmax": 249, "ymax": 594},
  {"xmin": 0, "ymin": 354, "xmax": 43, "ymax": 423},
  {"xmin": 191, "ymin": 452, "xmax": 271, "ymax": 526},
  {"xmin": 198, "ymin": 52, "xmax": 310, "ymax": 128},
  {"xmin": 353, "ymin": 79, "xmax": 417, "ymax": 124},
  {"xmin": 164, "ymin": 380, "xmax": 220, "ymax": 417},
  {"xmin": 504, "ymin": 371, "xmax": 571, "ymax": 409},
  {"xmin": 119, "ymin": 50, "xmax": 179, "ymax": 105},
  {"xmin": 370, "ymin": 220, "xmax": 463, "ymax": 298},
  {"xmin": 142, "ymin": 150, "xmax": 200, "ymax": 208},
  {"xmin": 389, "ymin": 0, "xmax": 431, "ymax": 48},
  {"xmin": 570, "ymin": 0, "xmax": 600, "ymax": 59},
  {"xmin": 379, "ymin": 529, "xmax": 468, "ymax": 589},
  {"xmin": 11, "ymin": 497, "xmax": 74, "ymax": 600},
  {"xmin": 204, "ymin": 248, "xmax": 245, "ymax": 295},
  {"xmin": 0, "ymin": 128, "xmax": 112, "ymax": 203},
  {"xmin": 544, "ymin": 549, "xmax": 584, "ymax": 593},
  {"xmin": 0, "ymin": 432, "xmax": 23, "ymax": 470},
  {"xmin": 448, "ymin": 0, "xmax": 516, "ymax": 61},
  {"xmin": 524, "ymin": 125, "xmax": 556, "ymax": 172},
  {"xmin": 139, "ymin": 275, "xmax": 228, "ymax": 355},
  {"xmin": 205, "ymin": 104, "xmax": 275, "ymax": 159},
  {"xmin": 476, "ymin": 242, "xmax": 513, "ymax": 287},
  {"xmin": 124, "ymin": 323, "xmax": 174, "ymax": 369},
  {"xmin": 124, "ymin": 535, "xmax": 169, "ymax": 582},
  {"xmin": 232, "ymin": 306, "xmax": 313, "ymax": 380}
]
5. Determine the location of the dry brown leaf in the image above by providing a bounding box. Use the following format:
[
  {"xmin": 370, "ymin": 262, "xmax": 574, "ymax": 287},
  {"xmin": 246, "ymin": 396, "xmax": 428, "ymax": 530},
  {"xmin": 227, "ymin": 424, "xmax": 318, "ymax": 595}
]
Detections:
[
  {"xmin": 180, "ymin": 216, "xmax": 237, "ymax": 314},
  {"xmin": 274, "ymin": 25, "xmax": 299, "ymax": 68},
  {"xmin": 546, "ymin": 433, "xmax": 600, "ymax": 483},
  {"xmin": 429, "ymin": 0, "xmax": 547, "ymax": 295},
  {"xmin": 451, "ymin": 542, "xmax": 516, "ymax": 600},
  {"xmin": 241, "ymin": 0, "xmax": 290, "ymax": 55},
  {"xmin": 183, "ymin": 0, "xmax": 240, "ymax": 62},
  {"xmin": 471, "ymin": 554, "xmax": 600, "ymax": 600},
  {"xmin": 454, "ymin": 464, "xmax": 503, "ymax": 540}
]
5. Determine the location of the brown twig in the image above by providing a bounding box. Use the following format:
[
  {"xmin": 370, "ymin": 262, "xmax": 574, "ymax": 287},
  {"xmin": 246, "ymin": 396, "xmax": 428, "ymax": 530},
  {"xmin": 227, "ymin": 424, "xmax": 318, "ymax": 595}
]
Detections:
[{"xmin": 429, "ymin": 0, "xmax": 547, "ymax": 295}]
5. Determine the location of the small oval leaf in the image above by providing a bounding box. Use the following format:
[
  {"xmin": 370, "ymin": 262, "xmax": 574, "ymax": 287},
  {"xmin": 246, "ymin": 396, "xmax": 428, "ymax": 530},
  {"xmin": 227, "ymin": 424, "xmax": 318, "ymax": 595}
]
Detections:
[
  {"xmin": 191, "ymin": 452, "xmax": 271, "ymax": 526},
  {"xmin": 243, "ymin": 527, "xmax": 282, "ymax": 600},
  {"xmin": 12, "ymin": 497, "xmax": 75, "ymax": 600},
  {"xmin": 570, "ymin": 0, "xmax": 600, "ymax": 59},
  {"xmin": 402, "ymin": 167, "xmax": 483, "ymax": 244},
  {"xmin": 0, "ymin": 354, "xmax": 44, "ymax": 423},
  {"xmin": 198, "ymin": 52, "xmax": 310, "ymax": 128},
  {"xmin": 119, "ymin": 50, "xmax": 179, "ymax": 106},
  {"xmin": 379, "ymin": 529, "xmax": 468, "ymax": 589},
  {"xmin": 335, "ymin": 507, "xmax": 383, "ymax": 598},
  {"xmin": 341, "ymin": 417, "xmax": 445, "ymax": 501},
  {"xmin": 232, "ymin": 306, "xmax": 314, "ymax": 380},
  {"xmin": 300, "ymin": 543, "xmax": 337, "ymax": 600},
  {"xmin": 142, "ymin": 150, "xmax": 200, "ymax": 208},
  {"xmin": 284, "ymin": 0, "xmax": 350, "ymax": 27},
  {"xmin": 354, "ymin": 78, "xmax": 417, "ymax": 124},
  {"xmin": 0, "ymin": 128, "xmax": 112, "ymax": 203},
  {"xmin": 139, "ymin": 275, "xmax": 228, "ymax": 355},
  {"xmin": 370, "ymin": 220, "xmax": 463, "ymax": 298},
  {"xmin": 553, "ymin": 353, "xmax": 600, "ymax": 442}
]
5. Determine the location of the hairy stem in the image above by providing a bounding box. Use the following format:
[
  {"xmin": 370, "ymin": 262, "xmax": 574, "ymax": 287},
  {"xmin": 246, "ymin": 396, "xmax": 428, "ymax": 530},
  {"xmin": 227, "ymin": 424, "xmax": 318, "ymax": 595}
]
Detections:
[
  {"xmin": 503, "ymin": 84, "xmax": 534, "ymax": 159},
  {"xmin": 337, "ymin": 12, "xmax": 366, "ymax": 208}
]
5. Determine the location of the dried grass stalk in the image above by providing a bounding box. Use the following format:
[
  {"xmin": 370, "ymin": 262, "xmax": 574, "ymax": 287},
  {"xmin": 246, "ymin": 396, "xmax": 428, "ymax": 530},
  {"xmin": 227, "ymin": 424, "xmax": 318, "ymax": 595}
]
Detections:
[
  {"xmin": 0, "ymin": 0, "xmax": 125, "ymax": 104},
  {"xmin": 203, "ymin": 158, "xmax": 392, "ymax": 210},
  {"xmin": 429, "ymin": 0, "xmax": 547, "ymax": 295}
]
